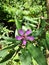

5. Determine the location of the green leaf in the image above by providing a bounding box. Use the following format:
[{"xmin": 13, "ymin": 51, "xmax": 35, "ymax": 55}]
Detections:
[
  {"xmin": 0, "ymin": 50, "xmax": 15, "ymax": 63},
  {"xmin": 3, "ymin": 37, "xmax": 19, "ymax": 43},
  {"xmin": 46, "ymin": 31, "xmax": 49, "ymax": 50},
  {"xmin": 20, "ymin": 49, "xmax": 32, "ymax": 65},
  {"xmin": 41, "ymin": 19, "xmax": 46, "ymax": 28},
  {"xmin": 0, "ymin": 62, "xmax": 8, "ymax": 65},
  {"xmin": 0, "ymin": 43, "xmax": 20, "ymax": 63},
  {"xmin": 0, "ymin": 50, "xmax": 8, "ymax": 58},
  {"xmin": 8, "ymin": 19, "xmax": 14, "ymax": 22},
  {"xmin": 27, "ymin": 44, "xmax": 47, "ymax": 65},
  {"xmin": 14, "ymin": 16, "xmax": 22, "ymax": 30},
  {"xmin": 3, "ymin": 41, "xmax": 20, "ymax": 50},
  {"xmin": 24, "ymin": 16, "xmax": 38, "ymax": 24},
  {"xmin": 6, "ymin": 60, "xmax": 14, "ymax": 65},
  {"xmin": 40, "ymin": 39, "xmax": 47, "ymax": 48},
  {"xmin": 22, "ymin": 10, "xmax": 30, "ymax": 15},
  {"xmin": 28, "ymin": 23, "xmax": 37, "ymax": 28},
  {"xmin": 2, "ymin": 36, "xmax": 20, "ymax": 45},
  {"xmin": 32, "ymin": 28, "xmax": 44, "ymax": 37},
  {"xmin": 0, "ymin": 44, "xmax": 18, "ymax": 58}
]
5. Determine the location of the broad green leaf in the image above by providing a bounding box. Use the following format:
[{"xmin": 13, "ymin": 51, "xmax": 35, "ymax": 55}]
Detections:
[
  {"xmin": 27, "ymin": 44, "xmax": 47, "ymax": 65},
  {"xmin": 46, "ymin": 31, "xmax": 49, "ymax": 50},
  {"xmin": 0, "ymin": 43, "xmax": 18, "ymax": 58},
  {"xmin": 20, "ymin": 49, "xmax": 32, "ymax": 65},
  {"xmin": 0, "ymin": 61, "xmax": 8, "ymax": 65},
  {"xmin": 0, "ymin": 50, "xmax": 15, "ymax": 63},
  {"xmin": 0, "ymin": 50, "xmax": 8, "ymax": 58},
  {"xmin": 40, "ymin": 39, "xmax": 47, "ymax": 48}
]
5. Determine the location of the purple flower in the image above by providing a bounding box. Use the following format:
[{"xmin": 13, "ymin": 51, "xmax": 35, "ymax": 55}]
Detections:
[{"xmin": 16, "ymin": 29, "xmax": 34, "ymax": 45}]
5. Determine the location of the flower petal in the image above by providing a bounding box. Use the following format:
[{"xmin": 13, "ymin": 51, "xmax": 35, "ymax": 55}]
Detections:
[
  {"xmin": 25, "ymin": 29, "xmax": 32, "ymax": 35},
  {"xmin": 26, "ymin": 36, "xmax": 34, "ymax": 41},
  {"xmin": 18, "ymin": 29, "xmax": 24, "ymax": 35},
  {"xmin": 16, "ymin": 36, "xmax": 22, "ymax": 40},
  {"xmin": 22, "ymin": 40, "xmax": 26, "ymax": 45}
]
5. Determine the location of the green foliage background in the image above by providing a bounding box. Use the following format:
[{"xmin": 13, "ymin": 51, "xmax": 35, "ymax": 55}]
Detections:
[{"xmin": 0, "ymin": 0, "xmax": 49, "ymax": 65}]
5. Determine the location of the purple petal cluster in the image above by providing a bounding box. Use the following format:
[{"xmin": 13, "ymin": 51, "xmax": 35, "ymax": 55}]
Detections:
[{"xmin": 16, "ymin": 29, "xmax": 34, "ymax": 45}]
